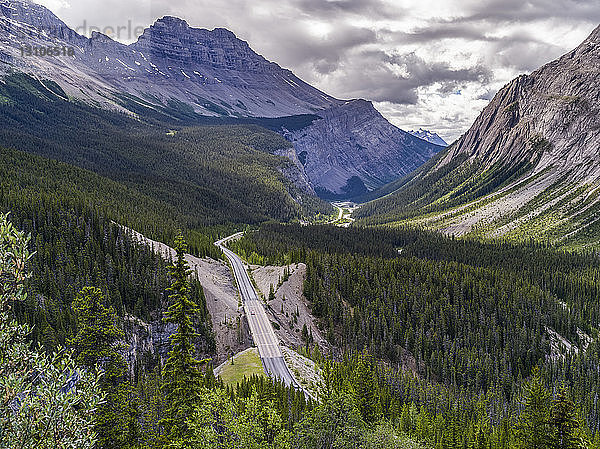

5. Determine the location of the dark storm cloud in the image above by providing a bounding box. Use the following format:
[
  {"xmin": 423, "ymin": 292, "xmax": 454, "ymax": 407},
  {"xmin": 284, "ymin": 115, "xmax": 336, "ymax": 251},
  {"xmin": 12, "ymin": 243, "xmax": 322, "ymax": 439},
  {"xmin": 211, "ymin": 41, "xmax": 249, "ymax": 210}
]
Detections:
[
  {"xmin": 450, "ymin": 0, "xmax": 600, "ymax": 24},
  {"xmin": 277, "ymin": 23, "xmax": 378, "ymax": 74},
  {"xmin": 296, "ymin": 0, "xmax": 402, "ymax": 18},
  {"xmin": 337, "ymin": 50, "xmax": 492, "ymax": 105},
  {"xmin": 388, "ymin": 25, "xmax": 543, "ymax": 45}
]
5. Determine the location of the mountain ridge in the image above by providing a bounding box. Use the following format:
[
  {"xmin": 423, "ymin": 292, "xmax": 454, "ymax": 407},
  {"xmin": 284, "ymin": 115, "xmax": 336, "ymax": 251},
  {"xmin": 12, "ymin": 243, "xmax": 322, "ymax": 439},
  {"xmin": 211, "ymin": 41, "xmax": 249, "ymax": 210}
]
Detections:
[
  {"xmin": 0, "ymin": 0, "xmax": 441, "ymax": 197},
  {"xmin": 409, "ymin": 128, "xmax": 447, "ymax": 146},
  {"xmin": 357, "ymin": 24, "xmax": 600, "ymax": 248}
]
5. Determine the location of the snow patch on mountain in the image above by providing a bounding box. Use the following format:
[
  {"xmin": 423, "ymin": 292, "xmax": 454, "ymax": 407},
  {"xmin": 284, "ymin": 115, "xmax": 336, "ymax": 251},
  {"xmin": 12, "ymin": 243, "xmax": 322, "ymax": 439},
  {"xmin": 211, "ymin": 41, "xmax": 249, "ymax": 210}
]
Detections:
[{"xmin": 409, "ymin": 128, "xmax": 448, "ymax": 147}]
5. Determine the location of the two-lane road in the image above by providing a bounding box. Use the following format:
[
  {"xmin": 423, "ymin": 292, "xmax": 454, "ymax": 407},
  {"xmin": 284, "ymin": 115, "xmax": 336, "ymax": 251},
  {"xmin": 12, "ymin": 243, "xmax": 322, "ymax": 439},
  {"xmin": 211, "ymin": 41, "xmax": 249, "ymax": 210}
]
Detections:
[{"xmin": 215, "ymin": 234, "xmax": 300, "ymax": 389}]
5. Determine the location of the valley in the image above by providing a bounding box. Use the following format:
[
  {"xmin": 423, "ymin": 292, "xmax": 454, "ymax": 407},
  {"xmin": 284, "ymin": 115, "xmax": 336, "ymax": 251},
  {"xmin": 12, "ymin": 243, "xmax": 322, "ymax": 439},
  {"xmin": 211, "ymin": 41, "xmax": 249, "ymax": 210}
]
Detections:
[{"xmin": 2, "ymin": 1, "xmax": 600, "ymax": 448}]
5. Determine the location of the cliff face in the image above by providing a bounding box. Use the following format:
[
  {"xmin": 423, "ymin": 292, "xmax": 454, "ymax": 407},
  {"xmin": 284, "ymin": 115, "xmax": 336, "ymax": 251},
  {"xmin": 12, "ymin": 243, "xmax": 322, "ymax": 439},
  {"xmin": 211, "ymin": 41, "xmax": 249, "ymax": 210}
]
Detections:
[
  {"xmin": 133, "ymin": 18, "xmax": 272, "ymax": 72},
  {"xmin": 359, "ymin": 25, "xmax": 600, "ymax": 246},
  {"xmin": 442, "ymin": 25, "xmax": 600, "ymax": 180},
  {"xmin": 0, "ymin": 2, "xmax": 339, "ymax": 117},
  {"xmin": 287, "ymin": 100, "xmax": 441, "ymax": 195}
]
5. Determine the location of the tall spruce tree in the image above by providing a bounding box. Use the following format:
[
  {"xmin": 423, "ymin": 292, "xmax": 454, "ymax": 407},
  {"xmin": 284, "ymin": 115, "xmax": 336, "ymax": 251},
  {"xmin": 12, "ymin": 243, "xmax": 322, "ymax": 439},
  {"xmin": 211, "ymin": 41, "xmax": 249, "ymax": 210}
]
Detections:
[
  {"xmin": 160, "ymin": 232, "xmax": 206, "ymax": 441},
  {"xmin": 552, "ymin": 386, "xmax": 585, "ymax": 449},
  {"xmin": 515, "ymin": 367, "xmax": 555, "ymax": 449},
  {"xmin": 352, "ymin": 356, "xmax": 382, "ymax": 425},
  {"xmin": 68, "ymin": 286, "xmax": 137, "ymax": 449}
]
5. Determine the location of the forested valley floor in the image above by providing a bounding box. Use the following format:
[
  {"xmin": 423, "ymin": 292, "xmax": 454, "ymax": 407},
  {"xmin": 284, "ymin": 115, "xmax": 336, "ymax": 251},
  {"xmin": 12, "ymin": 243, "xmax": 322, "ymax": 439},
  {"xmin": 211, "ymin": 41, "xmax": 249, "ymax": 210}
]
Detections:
[{"xmin": 2, "ymin": 72, "xmax": 600, "ymax": 448}]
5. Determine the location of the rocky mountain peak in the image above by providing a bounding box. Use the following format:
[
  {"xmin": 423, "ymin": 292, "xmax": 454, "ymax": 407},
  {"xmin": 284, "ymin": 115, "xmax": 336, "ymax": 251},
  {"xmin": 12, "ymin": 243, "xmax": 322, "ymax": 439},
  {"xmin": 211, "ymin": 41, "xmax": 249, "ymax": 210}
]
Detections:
[
  {"xmin": 132, "ymin": 18, "xmax": 272, "ymax": 73},
  {"xmin": 287, "ymin": 98, "xmax": 441, "ymax": 195},
  {"xmin": 441, "ymin": 20, "xmax": 600, "ymax": 174},
  {"xmin": 154, "ymin": 15, "xmax": 189, "ymax": 29},
  {"xmin": 1, "ymin": 0, "xmax": 82, "ymax": 42},
  {"xmin": 0, "ymin": 2, "xmax": 440, "ymax": 199},
  {"xmin": 409, "ymin": 128, "xmax": 448, "ymax": 147}
]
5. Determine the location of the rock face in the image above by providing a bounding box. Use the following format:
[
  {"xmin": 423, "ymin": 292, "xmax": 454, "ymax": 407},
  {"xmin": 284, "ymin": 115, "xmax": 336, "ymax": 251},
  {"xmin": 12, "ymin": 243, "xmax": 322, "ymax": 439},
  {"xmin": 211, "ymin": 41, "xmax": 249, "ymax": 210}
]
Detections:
[
  {"xmin": 121, "ymin": 314, "xmax": 175, "ymax": 377},
  {"xmin": 287, "ymin": 100, "xmax": 441, "ymax": 195},
  {"xmin": 0, "ymin": 0, "xmax": 441, "ymax": 198},
  {"xmin": 0, "ymin": 2, "xmax": 339, "ymax": 117},
  {"xmin": 360, "ymin": 25, "xmax": 600, "ymax": 246},
  {"xmin": 441, "ymin": 25, "xmax": 600, "ymax": 176}
]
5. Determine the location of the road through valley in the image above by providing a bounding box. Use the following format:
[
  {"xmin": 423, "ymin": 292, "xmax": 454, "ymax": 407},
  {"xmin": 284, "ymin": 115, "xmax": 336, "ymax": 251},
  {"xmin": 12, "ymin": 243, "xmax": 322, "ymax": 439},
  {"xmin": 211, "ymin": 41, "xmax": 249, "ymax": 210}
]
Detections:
[{"xmin": 215, "ymin": 233, "xmax": 301, "ymax": 390}]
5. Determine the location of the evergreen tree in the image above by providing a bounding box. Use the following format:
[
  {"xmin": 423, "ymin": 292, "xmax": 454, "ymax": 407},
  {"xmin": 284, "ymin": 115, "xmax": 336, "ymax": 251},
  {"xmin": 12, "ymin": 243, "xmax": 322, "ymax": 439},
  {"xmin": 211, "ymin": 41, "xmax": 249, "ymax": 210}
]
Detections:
[
  {"xmin": 160, "ymin": 232, "xmax": 207, "ymax": 442},
  {"xmin": 185, "ymin": 387, "xmax": 290, "ymax": 449},
  {"xmin": 294, "ymin": 389, "xmax": 365, "ymax": 449},
  {"xmin": 515, "ymin": 367, "xmax": 555, "ymax": 449},
  {"xmin": 352, "ymin": 356, "xmax": 382, "ymax": 425},
  {"xmin": 68, "ymin": 286, "xmax": 137, "ymax": 449},
  {"xmin": 0, "ymin": 213, "xmax": 103, "ymax": 449},
  {"xmin": 552, "ymin": 386, "xmax": 584, "ymax": 449},
  {"xmin": 301, "ymin": 323, "xmax": 309, "ymax": 349}
]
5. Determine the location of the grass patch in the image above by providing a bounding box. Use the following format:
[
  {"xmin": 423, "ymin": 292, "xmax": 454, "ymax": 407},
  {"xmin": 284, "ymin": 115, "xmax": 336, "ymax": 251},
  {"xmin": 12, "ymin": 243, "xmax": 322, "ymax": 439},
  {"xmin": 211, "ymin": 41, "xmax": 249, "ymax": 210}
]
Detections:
[{"xmin": 217, "ymin": 348, "xmax": 265, "ymax": 386}]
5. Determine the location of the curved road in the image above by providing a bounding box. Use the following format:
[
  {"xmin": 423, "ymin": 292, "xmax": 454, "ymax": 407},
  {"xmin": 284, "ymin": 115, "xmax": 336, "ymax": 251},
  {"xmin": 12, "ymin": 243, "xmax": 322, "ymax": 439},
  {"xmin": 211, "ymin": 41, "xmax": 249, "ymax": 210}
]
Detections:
[{"xmin": 215, "ymin": 233, "xmax": 301, "ymax": 390}]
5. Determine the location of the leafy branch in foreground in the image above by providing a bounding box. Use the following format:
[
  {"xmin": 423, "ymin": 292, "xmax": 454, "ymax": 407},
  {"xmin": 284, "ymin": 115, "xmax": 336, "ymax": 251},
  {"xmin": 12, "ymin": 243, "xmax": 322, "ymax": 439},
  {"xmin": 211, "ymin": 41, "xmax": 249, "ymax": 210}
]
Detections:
[{"xmin": 0, "ymin": 213, "xmax": 103, "ymax": 449}]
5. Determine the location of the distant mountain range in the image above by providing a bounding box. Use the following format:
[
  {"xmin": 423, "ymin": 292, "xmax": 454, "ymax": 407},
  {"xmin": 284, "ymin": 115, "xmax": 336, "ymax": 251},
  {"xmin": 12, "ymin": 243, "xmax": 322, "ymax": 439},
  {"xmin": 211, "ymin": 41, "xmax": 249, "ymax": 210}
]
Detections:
[
  {"xmin": 357, "ymin": 24, "xmax": 600, "ymax": 248},
  {"xmin": 0, "ymin": 0, "xmax": 441, "ymax": 198},
  {"xmin": 409, "ymin": 129, "xmax": 447, "ymax": 147}
]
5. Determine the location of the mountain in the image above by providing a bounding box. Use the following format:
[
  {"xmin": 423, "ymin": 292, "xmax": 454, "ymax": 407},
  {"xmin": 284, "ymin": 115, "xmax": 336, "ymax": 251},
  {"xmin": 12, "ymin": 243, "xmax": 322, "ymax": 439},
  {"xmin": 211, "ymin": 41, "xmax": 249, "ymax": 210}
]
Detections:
[
  {"xmin": 0, "ymin": 1, "xmax": 338, "ymax": 116},
  {"xmin": 0, "ymin": 0, "xmax": 441, "ymax": 198},
  {"xmin": 286, "ymin": 100, "xmax": 440, "ymax": 197},
  {"xmin": 356, "ymin": 25, "xmax": 600, "ymax": 248},
  {"xmin": 0, "ymin": 71, "xmax": 331, "ymax": 235},
  {"xmin": 409, "ymin": 128, "xmax": 447, "ymax": 146}
]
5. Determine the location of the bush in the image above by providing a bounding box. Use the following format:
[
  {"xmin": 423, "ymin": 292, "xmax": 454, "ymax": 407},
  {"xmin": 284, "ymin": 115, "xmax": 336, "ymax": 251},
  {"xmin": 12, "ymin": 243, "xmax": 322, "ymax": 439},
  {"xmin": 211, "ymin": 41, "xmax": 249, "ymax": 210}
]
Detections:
[{"xmin": 0, "ymin": 213, "xmax": 103, "ymax": 449}]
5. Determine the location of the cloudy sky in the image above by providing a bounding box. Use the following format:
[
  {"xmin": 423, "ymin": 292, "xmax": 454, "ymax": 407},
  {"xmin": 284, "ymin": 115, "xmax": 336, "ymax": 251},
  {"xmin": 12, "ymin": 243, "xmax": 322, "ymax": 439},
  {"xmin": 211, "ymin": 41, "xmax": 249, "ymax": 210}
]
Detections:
[{"xmin": 37, "ymin": 0, "xmax": 600, "ymax": 142}]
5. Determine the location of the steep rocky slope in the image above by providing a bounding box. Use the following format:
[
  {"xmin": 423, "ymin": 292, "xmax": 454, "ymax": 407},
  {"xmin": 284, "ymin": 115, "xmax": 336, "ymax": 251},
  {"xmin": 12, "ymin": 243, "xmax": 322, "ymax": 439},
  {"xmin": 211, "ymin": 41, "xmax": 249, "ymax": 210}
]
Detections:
[
  {"xmin": 0, "ymin": 0, "xmax": 441, "ymax": 198},
  {"xmin": 357, "ymin": 25, "xmax": 600, "ymax": 248},
  {"xmin": 0, "ymin": 1, "xmax": 338, "ymax": 116},
  {"xmin": 287, "ymin": 100, "xmax": 441, "ymax": 196}
]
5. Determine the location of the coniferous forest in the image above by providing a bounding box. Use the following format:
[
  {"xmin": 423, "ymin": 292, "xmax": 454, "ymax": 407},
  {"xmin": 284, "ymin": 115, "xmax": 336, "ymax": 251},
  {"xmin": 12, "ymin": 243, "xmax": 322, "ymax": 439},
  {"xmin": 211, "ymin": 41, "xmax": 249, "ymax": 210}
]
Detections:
[
  {"xmin": 1, "ymin": 49, "xmax": 600, "ymax": 449},
  {"xmin": 229, "ymin": 223, "xmax": 600, "ymax": 447}
]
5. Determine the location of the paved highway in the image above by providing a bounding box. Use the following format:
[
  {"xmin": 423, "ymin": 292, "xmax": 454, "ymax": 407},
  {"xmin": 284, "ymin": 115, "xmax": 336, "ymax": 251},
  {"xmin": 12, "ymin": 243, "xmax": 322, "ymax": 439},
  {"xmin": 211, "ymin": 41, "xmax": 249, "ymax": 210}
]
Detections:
[{"xmin": 215, "ymin": 233, "xmax": 300, "ymax": 389}]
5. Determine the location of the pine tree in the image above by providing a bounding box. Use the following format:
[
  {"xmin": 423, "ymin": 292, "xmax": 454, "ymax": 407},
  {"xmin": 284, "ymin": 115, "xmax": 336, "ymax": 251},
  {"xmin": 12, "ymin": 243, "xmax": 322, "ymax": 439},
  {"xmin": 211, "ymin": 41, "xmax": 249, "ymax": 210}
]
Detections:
[
  {"xmin": 352, "ymin": 356, "xmax": 382, "ymax": 425},
  {"xmin": 552, "ymin": 386, "xmax": 584, "ymax": 449},
  {"xmin": 301, "ymin": 323, "xmax": 309, "ymax": 345},
  {"xmin": 160, "ymin": 232, "xmax": 207, "ymax": 441},
  {"xmin": 515, "ymin": 367, "xmax": 555, "ymax": 449},
  {"xmin": 68, "ymin": 286, "xmax": 136, "ymax": 449}
]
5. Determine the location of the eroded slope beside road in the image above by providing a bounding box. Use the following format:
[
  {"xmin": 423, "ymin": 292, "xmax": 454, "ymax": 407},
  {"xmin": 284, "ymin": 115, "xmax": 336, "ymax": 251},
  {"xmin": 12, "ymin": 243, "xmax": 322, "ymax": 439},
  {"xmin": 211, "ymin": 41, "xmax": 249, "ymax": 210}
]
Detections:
[{"xmin": 125, "ymin": 227, "xmax": 251, "ymax": 364}]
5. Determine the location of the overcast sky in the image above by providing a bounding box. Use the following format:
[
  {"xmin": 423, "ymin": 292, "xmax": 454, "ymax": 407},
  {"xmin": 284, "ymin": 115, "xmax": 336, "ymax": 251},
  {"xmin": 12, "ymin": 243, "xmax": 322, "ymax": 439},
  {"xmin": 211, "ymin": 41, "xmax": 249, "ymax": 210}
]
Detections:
[{"xmin": 36, "ymin": 0, "xmax": 600, "ymax": 142}]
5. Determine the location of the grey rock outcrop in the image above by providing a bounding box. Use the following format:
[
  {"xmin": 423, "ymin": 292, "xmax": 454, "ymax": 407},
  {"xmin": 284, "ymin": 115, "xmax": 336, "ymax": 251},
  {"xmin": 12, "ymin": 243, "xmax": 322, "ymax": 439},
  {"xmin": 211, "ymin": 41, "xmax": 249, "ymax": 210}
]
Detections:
[
  {"xmin": 287, "ymin": 100, "xmax": 441, "ymax": 195},
  {"xmin": 273, "ymin": 146, "xmax": 315, "ymax": 195},
  {"xmin": 122, "ymin": 313, "xmax": 214, "ymax": 376}
]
